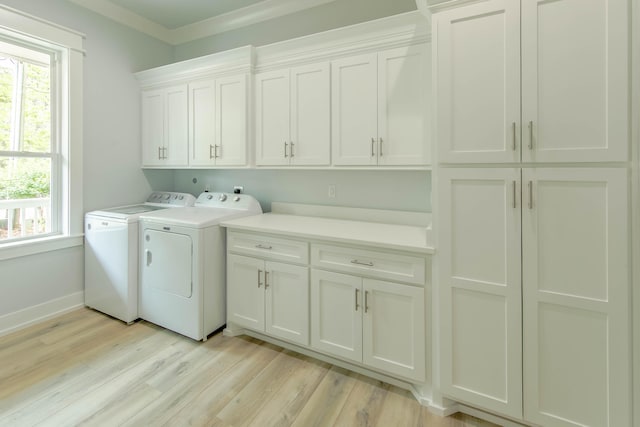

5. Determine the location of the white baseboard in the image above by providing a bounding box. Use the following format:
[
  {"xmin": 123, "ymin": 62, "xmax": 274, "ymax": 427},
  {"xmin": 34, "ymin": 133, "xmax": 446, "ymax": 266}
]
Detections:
[{"xmin": 0, "ymin": 291, "xmax": 85, "ymax": 337}]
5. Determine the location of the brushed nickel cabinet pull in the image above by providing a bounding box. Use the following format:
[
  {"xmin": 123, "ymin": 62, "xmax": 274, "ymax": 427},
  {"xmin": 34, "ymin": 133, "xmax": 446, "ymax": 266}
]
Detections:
[
  {"xmin": 355, "ymin": 288, "xmax": 360, "ymax": 311},
  {"xmin": 284, "ymin": 141, "xmax": 288, "ymax": 158},
  {"xmin": 379, "ymin": 137, "xmax": 383, "ymax": 156},
  {"xmin": 257, "ymin": 269, "xmax": 263, "ymax": 288},
  {"xmin": 364, "ymin": 291, "xmax": 369, "ymax": 313},
  {"xmin": 214, "ymin": 145, "xmax": 219, "ymax": 158},
  {"xmin": 255, "ymin": 244, "xmax": 273, "ymax": 250},
  {"xmin": 350, "ymin": 259, "xmax": 373, "ymax": 267},
  {"xmin": 371, "ymin": 138, "xmax": 375, "ymax": 157},
  {"xmin": 512, "ymin": 181, "xmax": 517, "ymax": 209},
  {"xmin": 528, "ymin": 180, "xmax": 533, "ymax": 209},
  {"xmin": 290, "ymin": 141, "xmax": 294, "ymax": 157},
  {"xmin": 209, "ymin": 144, "xmax": 214, "ymax": 159},
  {"xmin": 528, "ymin": 121, "xmax": 533, "ymax": 150},
  {"xmin": 158, "ymin": 147, "xmax": 162, "ymax": 160},
  {"xmin": 264, "ymin": 271, "xmax": 269, "ymax": 289},
  {"xmin": 512, "ymin": 122, "xmax": 516, "ymax": 151}
]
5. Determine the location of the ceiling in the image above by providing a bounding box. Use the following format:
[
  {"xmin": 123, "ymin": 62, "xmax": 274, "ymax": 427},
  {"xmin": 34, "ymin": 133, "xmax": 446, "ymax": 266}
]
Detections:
[{"xmin": 68, "ymin": 0, "xmax": 339, "ymax": 45}]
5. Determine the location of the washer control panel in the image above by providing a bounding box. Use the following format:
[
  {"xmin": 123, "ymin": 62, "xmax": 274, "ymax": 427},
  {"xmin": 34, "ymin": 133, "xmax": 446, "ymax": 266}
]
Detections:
[
  {"xmin": 195, "ymin": 192, "xmax": 261, "ymax": 212},
  {"xmin": 146, "ymin": 192, "xmax": 196, "ymax": 206}
]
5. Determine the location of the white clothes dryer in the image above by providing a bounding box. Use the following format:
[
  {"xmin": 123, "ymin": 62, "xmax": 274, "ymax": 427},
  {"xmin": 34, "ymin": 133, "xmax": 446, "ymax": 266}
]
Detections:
[
  {"xmin": 138, "ymin": 192, "xmax": 262, "ymax": 341},
  {"xmin": 84, "ymin": 192, "xmax": 196, "ymax": 323}
]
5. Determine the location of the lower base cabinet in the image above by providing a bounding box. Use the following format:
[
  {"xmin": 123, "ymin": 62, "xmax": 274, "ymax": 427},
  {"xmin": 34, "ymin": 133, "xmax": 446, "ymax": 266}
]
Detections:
[
  {"xmin": 310, "ymin": 269, "xmax": 425, "ymax": 382},
  {"xmin": 227, "ymin": 253, "xmax": 309, "ymax": 346}
]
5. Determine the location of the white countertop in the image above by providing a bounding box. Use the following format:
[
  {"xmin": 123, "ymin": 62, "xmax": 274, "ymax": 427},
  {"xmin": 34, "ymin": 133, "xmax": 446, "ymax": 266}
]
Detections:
[{"xmin": 221, "ymin": 213, "xmax": 434, "ymax": 254}]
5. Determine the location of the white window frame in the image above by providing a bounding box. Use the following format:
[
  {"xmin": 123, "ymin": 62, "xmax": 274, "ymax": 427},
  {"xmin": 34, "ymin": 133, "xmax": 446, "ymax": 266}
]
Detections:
[{"xmin": 0, "ymin": 5, "xmax": 84, "ymax": 260}]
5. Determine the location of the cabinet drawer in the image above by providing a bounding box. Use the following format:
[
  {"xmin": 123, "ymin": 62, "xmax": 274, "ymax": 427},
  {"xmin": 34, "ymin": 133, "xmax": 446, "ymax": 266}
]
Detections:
[
  {"xmin": 227, "ymin": 232, "xmax": 309, "ymax": 264},
  {"xmin": 311, "ymin": 244, "xmax": 425, "ymax": 285}
]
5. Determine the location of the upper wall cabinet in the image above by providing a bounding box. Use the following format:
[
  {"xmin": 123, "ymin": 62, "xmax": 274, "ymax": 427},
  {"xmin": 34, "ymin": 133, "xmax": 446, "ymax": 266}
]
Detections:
[
  {"xmin": 136, "ymin": 46, "xmax": 253, "ymax": 169},
  {"xmin": 189, "ymin": 74, "xmax": 248, "ymax": 167},
  {"xmin": 255, "ymin": 62, "xmax": 330, "ymax": 166},
  {"xmin": 332, "ymin": 45, "xmax": 431, "ymax": 166},
  {"xmin": 435, "ymin": 0, "xmax": 628, "ymax": 164},
  {"xmin": 141, "ymin": 85, "xmax": 189, "ymax": 167}
]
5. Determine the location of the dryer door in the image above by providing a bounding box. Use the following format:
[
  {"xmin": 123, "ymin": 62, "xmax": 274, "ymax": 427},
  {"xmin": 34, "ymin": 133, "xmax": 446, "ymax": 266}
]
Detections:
[{"xmin": 142, "ymin": 229, "xmax": 192, "ymax": 298}]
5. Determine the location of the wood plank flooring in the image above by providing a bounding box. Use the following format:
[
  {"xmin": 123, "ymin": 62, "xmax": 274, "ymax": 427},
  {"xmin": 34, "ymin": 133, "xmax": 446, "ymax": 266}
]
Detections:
[{"xmin": 0, "ymin": 308, "xmax": 499, "ymax": 426}]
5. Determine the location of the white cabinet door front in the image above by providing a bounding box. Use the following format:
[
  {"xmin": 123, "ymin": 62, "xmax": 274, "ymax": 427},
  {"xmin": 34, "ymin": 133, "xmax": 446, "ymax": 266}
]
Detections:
[
  {"xmin": 435, "ymin": 0, "xmax": 520, "ymax": 164},
  {"xmin": 255, "ymin": 70, "xmax": 290, "ymax": 166},
  {"xmin": 362, "ymin": 279, "xmax": 425, "ymax": 382},
  {"xmin": 521, "ymin": 0, "xmax": 628, "ymax": 163},
  {"xmin": 377, "ymin": 45, "xmax": 429, "ymax": 166},
  {"xmin": 189, "ymin": 79, "xmax": 216, "ymax": 166},
  {"xmin": 331, "ymin": 54, "xmax": 378, "ymax": 166},
  {"xmin": 141, "ymin": 89, "xmax": 164, "ymax": 167},
  {"xmin": 438, "ymin": 167, "xmax": 523, "ymax": 418},
  {"xmin": 164, "ymin": 85, "xmax": 189, "ymax": 166},
  {"xmin": 522, "ymin": 168, "xmax": 630, "ymax": 427},
  {"xmin": 290, "ymin": 63, "xmax": 330, "ymax": 166},
  {"xmin": 310, "ymin": 269, "xmax": 362, "ymax": 363},
  {"xmin": 227, "ymin": 254, "xmax": 265, "ymax": 332},
  {"xmin": 265, "ymin": 261, "xmax": 309, "ymax": 346},
  {"xmin": 215, "ymin": 74, "xmax": 247, "ymax": 166}
]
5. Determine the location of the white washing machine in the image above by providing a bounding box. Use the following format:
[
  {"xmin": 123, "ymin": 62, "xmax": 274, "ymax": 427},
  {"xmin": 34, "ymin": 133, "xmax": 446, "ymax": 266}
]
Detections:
[
  {"xmin": 138, "ymin": 191, "xmax": 262, "ymax": 341},
  {"xmin": 84, "ymin": 192, "xmax": 196, "ymax": 323}
]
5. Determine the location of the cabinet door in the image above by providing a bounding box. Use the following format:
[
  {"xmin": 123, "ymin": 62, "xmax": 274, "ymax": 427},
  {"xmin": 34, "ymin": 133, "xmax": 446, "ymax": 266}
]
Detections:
[
  {"xmin": 521, "ymin": 0, "xmax": 628, "ymax": 163},
  {"xmin": 189, "ymin": 79, "xmax": 216, "ymax": 166},
  {"xmin": 265, "ymin": 261, "xmax": 309, "ymax": 346},
  {"xmin": 310, "ymin": 269, "xmax": 362, "ymax": 363},
  {"xmin": 215, "ymin": 74, "xmax": 247, "ymax": 166},
  {"xmin": 331, "ymin": 54, "xmax": 378, "ymax": 166},
  {"xmin": 164, "ymin": 85, "xmax": 189, "ymax": 166},
  {"xmin": 435, "ymin": 0, "xmax": 520, "ymax": 164},
  {"xmin": 141, "ymin": 89, "xmax": 164, "ymax": 166},
  {"xmin": 255, "ymin": 70, "xmax": 290, "ymax": 166},
  {"xmin": 290, "ymin": 63, "xmax": 330, "ymax": 166},
  {"xmin": 522, "ymin": 168, "xmax": 630, "ymax": 427},
  {"xmin": 362, "ymin": 279, "xmax": 425, "ymax": 382},
  {"xmin": 438, "ymin": 167, "xmax": 522, "ymax": 418},
  {"xmin": 227, "ymin": 254, "xmax": 265, "ymax": 332},
  {"xmin": 377, "ymin": 45, "xmax": 429, "ymax": 166}
]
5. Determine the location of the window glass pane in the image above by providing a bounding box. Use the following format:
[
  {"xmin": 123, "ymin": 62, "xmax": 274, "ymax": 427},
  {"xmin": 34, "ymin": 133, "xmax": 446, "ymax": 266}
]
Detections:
[
  {"xmin": 0, "ymin": 156, "xmax": 52, "ymax": 241},
  {"xmin": 0, "ymin": 57, "xmax": 15, "ymax": 152},
  {"xmin": 22, "ymin": 61, "xmax": 50, "ymax": 153}
]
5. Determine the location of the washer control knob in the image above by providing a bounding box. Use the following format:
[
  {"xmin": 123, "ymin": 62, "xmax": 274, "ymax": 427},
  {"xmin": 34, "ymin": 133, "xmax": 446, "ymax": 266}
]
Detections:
[
  {"xmin": 219, "ymin": 194, "xmax": 227, "ymax": 202},
  {"xmin": 164, "ymin": 194, "xmax": 170, "ymax": 200},
  {"xmin": 234, "ymin": 196, "xmax": 240, "ymax": 202}
]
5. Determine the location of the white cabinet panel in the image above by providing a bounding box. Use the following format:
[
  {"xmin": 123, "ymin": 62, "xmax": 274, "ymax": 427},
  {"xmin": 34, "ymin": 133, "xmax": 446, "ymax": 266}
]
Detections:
[
  {"xmin": 378, "ymin": 45, "xmax": 430, "ymax": 166},
  {"xmin": 189, "ymin": 79, "xmax": 216, "ymax": 166},
  {"xmin": 255, "ymin": 70, "xmax": 290, "ymax": 166},
  {"xmin": 521, "ymin": 0, "xmax": 628, "ymax": 162},
  {"xmin": 290, "ymin": 63, "xmax": 330, "ymax": 166},
  {"xmin": 227, "ymin": 254, "xmax": 265, "ymax": 331},
  {"xmin": 228, "ymin": 232, "xmax": 309, "ymax": 264},
  {"xmin": 438, "ymin": 167, "xmax": 522, "ymax": 418},
  {"xmin": 141, "ymin": 90, "xmax": 164, "ymax": 167},
  {"xmin": 310, "ymin": 269, "xmax": 362, "ymax": 363},
  {"xmin": 522, "ymin": 168, "xmax": 631, "ymax": 427},
  {"xmin": 363, "ymin": 279, "xmax": 425, "ymax": 381},
  {"xmin": 331, "ymin": 53, "xmax": 378, "ymax": 166},
  {"xmin": 435, "ymin": 0, "xmax": 520, "ymax": 164},
  {"xmin": 165, "ymin": 86, "xmax": 189, "ymax": 166},
  {"xmin": 215, "ymin": 74, "xmax": 247, "ymax": 166},
  {"xmin": 265, "ymin": 261, "xmax": 309, "ymax": 346}
]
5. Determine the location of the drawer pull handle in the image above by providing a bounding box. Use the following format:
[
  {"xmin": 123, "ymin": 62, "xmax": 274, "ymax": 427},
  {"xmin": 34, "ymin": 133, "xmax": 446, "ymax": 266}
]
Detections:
[
  {"xmin": 350, "ymin": 259, "xmax": 373, "ymax": 267},
  {"xmin": 355, "ymin": 288, "xmax": 360, "ymax": 311},
  {"xmin": 255, "ymin": 244, "xmax": 273, "ymax": 250},
  {"xmin": 257, "ymin": 269, "xmax": 263, "ymax": 288}
]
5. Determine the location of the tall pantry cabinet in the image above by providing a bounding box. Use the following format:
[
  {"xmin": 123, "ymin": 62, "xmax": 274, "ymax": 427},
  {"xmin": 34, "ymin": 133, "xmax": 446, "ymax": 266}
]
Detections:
[{"xmin": 433, "ymin": 0, "xmax": 631, "ymax": 426}]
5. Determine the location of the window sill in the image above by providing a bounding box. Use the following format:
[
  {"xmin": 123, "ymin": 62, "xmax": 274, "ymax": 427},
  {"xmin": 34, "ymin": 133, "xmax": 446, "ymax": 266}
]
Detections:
[{"xmin": 0, "ymin": 234, "xmax": 84, "ymax": 261}]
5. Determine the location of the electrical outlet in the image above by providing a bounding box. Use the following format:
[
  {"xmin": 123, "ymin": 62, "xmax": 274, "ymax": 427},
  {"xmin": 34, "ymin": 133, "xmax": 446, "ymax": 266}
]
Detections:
[
  {"xmin": 233, "ymin": 186, "xmax": 244, "ymax": 194},
  {"xmin": 328, "ymin": 184, "xmax": 336, "ymax": 198}
]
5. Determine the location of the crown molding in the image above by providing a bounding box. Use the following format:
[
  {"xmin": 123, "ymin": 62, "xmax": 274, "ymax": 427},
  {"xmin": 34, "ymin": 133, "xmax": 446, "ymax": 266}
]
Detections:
[{"xmin": 68, "ymin": 0, "xmax": 338, "ymax": 46}]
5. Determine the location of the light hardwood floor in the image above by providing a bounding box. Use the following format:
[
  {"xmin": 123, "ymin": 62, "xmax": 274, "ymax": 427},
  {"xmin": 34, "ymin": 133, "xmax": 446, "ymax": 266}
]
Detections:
[{"xmin": 0, "ymin": 308, "xmax": 499, "ymax": 426}]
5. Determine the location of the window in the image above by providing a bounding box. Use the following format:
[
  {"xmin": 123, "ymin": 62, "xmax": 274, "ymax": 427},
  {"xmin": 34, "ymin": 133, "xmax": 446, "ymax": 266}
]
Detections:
[
  {"xmin": 0, "ymin": 41, "xmax": 57, "ymax": 242},
  {"xmin": 0, "ymin": 5, "xmax": 84, "ymax": 257}
]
